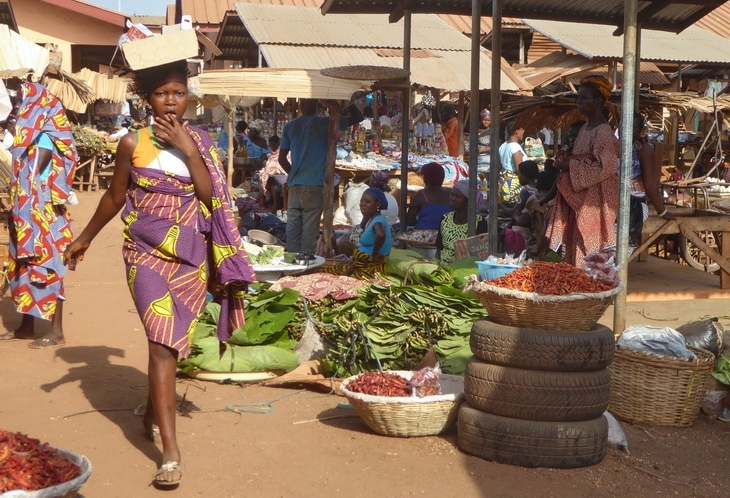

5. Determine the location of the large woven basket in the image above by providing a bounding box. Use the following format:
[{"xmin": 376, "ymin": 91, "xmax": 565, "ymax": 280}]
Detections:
[
  {"xmin": 339, "ymin": 371, "xmax": 465, "ymax": 437},
  {"xmin": 607, "ymin": 346, "xmax": 716, "ymax": 427},
  {"xmin": 464, "ymin": 276, "xmax": 621, "ymax": 332}
]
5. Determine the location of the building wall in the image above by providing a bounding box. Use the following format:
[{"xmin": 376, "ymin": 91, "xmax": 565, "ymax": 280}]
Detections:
[{"xmin": 13, "ymin": 0, "xmax": 123, "ymax": 72}]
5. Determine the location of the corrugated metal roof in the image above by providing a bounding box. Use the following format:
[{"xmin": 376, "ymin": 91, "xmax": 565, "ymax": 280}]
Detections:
[
  {"xmin": 524, "ymin": 19, "xmax": 730, "ymax": 64},
  {"xmin": 568, "ymin": 62, "xmax": 670, "ymax": 88},
  {"xmin": 179, "ymin": 0, "xmax": 321, "ymax": 25},
  {"xmin": 320, "ymin": 0, "xmax": 727, "ymax": 34},
  {"xmin": 259, "ymin": 45, "xmax": 528, "ymax": 91},
  {"xmin": 228, "ymin": 3, "xmax": 530, "ymax": 91},
  {"xmin": 695, "ymin": 2, "xmax": 730, "ymax": 39},
  {"xmin": 527, "ymin": 32, "xmax": 563, "ymax": 65},
  {"xmin": 235, "ymin": 4, "xmax": 470, "ymax": 51}
]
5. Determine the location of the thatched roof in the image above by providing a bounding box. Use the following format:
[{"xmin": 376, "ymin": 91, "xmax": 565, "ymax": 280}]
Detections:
[{"xmin": 502, "ymin": 90, "xmax": 730, "ymax": 133}]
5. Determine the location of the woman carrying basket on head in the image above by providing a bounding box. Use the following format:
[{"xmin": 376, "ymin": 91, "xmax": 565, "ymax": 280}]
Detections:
[{"xmin": 63, "ymin": 61, "xmax": 255, "ymax": 488}]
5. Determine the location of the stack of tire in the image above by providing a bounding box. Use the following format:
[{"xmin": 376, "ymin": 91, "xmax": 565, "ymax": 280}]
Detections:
[{"xmin": 457, "ymin": 318, "xmax": 615, "ymax": 468}]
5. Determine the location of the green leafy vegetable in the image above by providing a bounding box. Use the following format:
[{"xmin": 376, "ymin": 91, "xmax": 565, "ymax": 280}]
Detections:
[
  {"xmin": 712, "ymin": 354, "xmax": 730, "ymax": 386},
  {"xmin": 249, "ymin": 245, "xmax": 285, "ymax": 265}
]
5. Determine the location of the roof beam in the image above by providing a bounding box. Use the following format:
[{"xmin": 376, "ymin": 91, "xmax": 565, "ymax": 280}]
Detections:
[{"xmin": 388, "ymin": 0, "xmax": 411, "ymax": 24}]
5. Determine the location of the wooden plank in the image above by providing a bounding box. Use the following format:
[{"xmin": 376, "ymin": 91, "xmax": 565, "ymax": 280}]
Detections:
[
  {"xmin": 643, "ymin": 215, "xmax": 730, "ymax": 233},
  {"xmin": 634, "ymin": 220, "xmax": 674, "ymax": 257}
]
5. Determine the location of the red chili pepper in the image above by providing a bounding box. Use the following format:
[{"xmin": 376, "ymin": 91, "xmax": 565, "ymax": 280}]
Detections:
[
  {"xmin": 489, "ymin": 262, "xmax": 614, "ymax": 295},
  {"xmin": 0, "ymin": 431, "xmax": 81, "ymax": 492}
]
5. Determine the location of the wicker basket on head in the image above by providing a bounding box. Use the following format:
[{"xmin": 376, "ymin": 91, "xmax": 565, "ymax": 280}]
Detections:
[
  {"xmin": 339, "ymin": 371, "xmax": 464, "ymax": 437},
  {"xmin": 464, "ymin": 276, "xmax": 621, "ymax": 332},
  {"xmin": 608, "ymin": 346, "xmax": 716, "ymax": 427}
]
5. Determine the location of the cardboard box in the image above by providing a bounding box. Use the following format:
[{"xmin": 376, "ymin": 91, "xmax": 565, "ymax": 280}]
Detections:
[{"xmin": 120, "ymin": 29, "xmax": 199, "ymax": 71}]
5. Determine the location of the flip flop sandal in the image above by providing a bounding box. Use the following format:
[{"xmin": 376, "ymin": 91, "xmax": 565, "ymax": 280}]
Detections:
[
  {"xmin": 28, "ymin": 337, "xmax": 66, "ymax": 349},
  {"xmin": 153, "ymin": 461, "xmax": 184, "ymax": 487}
]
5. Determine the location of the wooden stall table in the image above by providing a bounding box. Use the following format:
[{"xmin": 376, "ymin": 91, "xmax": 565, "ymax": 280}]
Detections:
[
  {"xmin": 635, "ymin": 207, "xmax": 730, "ymax": 289},
  {"xmin": 73, "ymin": 155, "xmax": 98, "ymax": 192},
  {"xmin": 232, "ymin": 157, "xmax": 262, "ymax": 186}
]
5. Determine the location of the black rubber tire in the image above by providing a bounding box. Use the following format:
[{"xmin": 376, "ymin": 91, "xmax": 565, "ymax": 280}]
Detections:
[
  {"xmin": 470, "ymin": 318, "xmax": 615, "ymax": 371},
  {"xmin": 457, "ymin": 404, "xmax": 608, "ymax": 469},
  {"xmin": 464, "ymin": 358, "xmax": 611, "ymax": 422}
]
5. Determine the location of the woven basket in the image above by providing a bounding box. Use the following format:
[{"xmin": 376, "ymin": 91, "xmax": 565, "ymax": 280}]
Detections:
[
  {"xmin": 608, "ymin": 346, "xmax": 716, "ymax": 427},
  {"xmin": 339, "ymin": 371, "xmax": 464, "ymax": 437},
  {"xmin": 464, "ymin": 276, "xmax": 621, "ymax": 332}
]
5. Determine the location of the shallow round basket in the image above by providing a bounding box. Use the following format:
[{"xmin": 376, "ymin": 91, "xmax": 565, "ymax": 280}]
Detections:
[
  {"xmin": 247, "ymin": 229, "xmax": 279, "ymax": 246},
  {"xmin": 339, "ymin": 371, "xmax": 465, "ymax": 437},
  {"xmin": 2, "ymin": 449, "xmax": 92, "ymax": 497},
  {"xmin": 464, "ymin": 277, "xmax": 621, "ymax": 332},
  {"xmin": 607, "ymin": 346, "xmax": 716, "ymax": 427}
]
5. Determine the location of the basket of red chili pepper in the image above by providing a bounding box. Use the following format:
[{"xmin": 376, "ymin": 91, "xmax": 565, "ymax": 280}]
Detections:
[
  {"xmin": 339, "ymin": 371, "xmax": 465, "ymax": 437},
  {"xmin": 0, "ymin": 430, "xmax": 92, "ymax": 497},
  {"xmin": 464, "ymin": 262, "xmax": 622, "ymax": 332}
]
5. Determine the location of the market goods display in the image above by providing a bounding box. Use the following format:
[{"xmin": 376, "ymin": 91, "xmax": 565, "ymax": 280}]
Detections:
[
  {"xmin": 464, "ymin": 262, "xmax": 621, "ymax": 332},
  {"xmin": 488, "ymin": 261, "xmax": 614, "ymax": 294},
  {"xmin": 0, "ymin": 430, "xmax": 91, "ymax": 495},
  {"xmin": 317, "ymin": 282, "xmax": 484, "ymax": 376},
  {"xmin": 347, "ymin": 371, "xmax": 411, "ymax": 397},
  {"xmin": 340, "ymin": 370, "xmax": 465, "ymax": 437},
  {"xmin": 396, "ymin": 229, "xmax": 438, "ymax": 247},
  {"xmin": 179, "ymin": 295, "xmax": 300, "ymax": 376},
  {"xmin": 608, "ymin": 346, "xmax": 715, "ymax": 427}
]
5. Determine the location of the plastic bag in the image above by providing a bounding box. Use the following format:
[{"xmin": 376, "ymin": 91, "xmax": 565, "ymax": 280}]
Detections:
[
  {"xmin": 617, "ymin": 325, "xmax": 697, "ymax": 359},
  {"xmin": 676, "ymin": 318, "xmax": 724, "ymax": 357},
  {"xmin": 583, "ymin": 248, "xmax": 620, "ymax": 287},
  {"xmin": 524, "ymin": 136, "xmax": 546, "ymax": 162},
  {"xmin": 409, "ymin": 366, "xmax": 441, "ymax": 397},
  {"xmin": 604, "ymin": 411, "xmax": 628, "ymax": 450}
]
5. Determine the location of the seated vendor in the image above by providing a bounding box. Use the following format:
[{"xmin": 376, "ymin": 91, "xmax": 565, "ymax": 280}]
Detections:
[
  {"xmin": 240, "ymin": 120, "xmax": 271, "ymax": 160},
  {"xmin": 436, "ymin": 180, "xmax": 487, "ymax": 266},
  {"xmin": 406, "ymin": 162, "xmax": 452, "ymax": 230},
  {"xmin": 355, "ymin": 188, "xmax": 393, "ymax": 277}
]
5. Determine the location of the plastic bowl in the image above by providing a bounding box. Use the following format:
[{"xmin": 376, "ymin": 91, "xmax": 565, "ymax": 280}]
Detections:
[{"xmin": 476, "ymin": 260, "xmax": 521, "ymax": 281}]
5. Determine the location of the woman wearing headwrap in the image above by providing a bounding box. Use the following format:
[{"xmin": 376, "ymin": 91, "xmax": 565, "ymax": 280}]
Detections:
[
  {"xmin": 354, "ymin": 187, "xmax": 392, "ymax": 277},
  {"xmin": 0, "ymin": 81, "xmax": 77, "ymax": 348},
  {"xmin": 436, "ymin": 180, "xmax": 487, "ymax": 265},
  {"xmin": 406, "ymin": 162, "xmax": 452, "ymax": 230},
  {"xmin": 547, "ymin": 75, "xmax": 619, "ymax": 267}
]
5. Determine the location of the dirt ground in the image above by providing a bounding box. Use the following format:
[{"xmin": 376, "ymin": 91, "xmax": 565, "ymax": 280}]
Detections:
[{"xmin": 2, "ymin": 190, "xmax": 730, "ymax": 498}]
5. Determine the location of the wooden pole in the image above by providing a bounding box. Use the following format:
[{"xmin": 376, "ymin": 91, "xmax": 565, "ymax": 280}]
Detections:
[
  {"xmin": 226, "ymin": 108, "xmax": 234, "ymax": 189},
  {"xmin": 321, "ymin": 100, "xmax": 342, "ymax": 258}
]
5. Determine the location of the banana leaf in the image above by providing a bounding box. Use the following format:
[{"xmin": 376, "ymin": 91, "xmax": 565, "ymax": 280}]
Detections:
[
  {"xmin": 447, "ymin": 257, "xmax": 480, "ymax": 288},
  {"xmin": 386, "ymin": 248, "xmax": 454, "ymax": 286},
  {"xmin": 179, "ymin": 334, "xmax": 298, "ymax": 373},
  {"xmin": 228, "ymin": 288, "xmax": 299, "ymax": 348}
]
